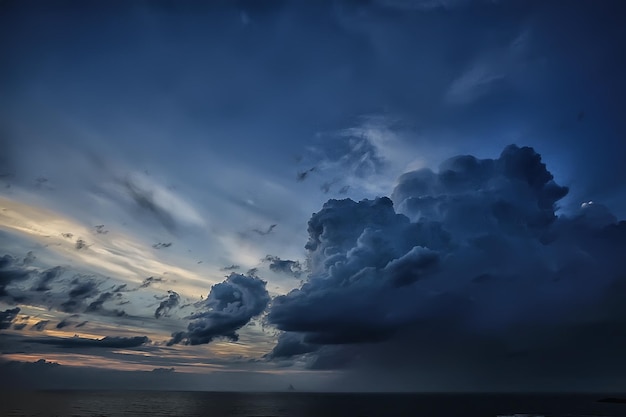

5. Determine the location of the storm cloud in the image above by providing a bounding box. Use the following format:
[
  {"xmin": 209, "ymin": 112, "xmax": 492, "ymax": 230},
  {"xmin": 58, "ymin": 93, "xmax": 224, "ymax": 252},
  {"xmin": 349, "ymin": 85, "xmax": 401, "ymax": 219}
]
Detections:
[
  {"xmin": 267, "ymin": 145, "xmax": 626, "ymax": 383},
  {"xmin": 168, "ymin": 273, "xmax": 270, "ymax": 345}
]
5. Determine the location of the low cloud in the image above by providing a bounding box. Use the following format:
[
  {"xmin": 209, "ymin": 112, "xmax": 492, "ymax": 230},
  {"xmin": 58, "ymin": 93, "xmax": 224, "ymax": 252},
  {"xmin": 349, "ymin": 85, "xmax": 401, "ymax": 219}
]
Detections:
[
  {"xmin": 168, "ymin": 273, "xmax": 270, "ymax": 345},
  {"xmin": 266, "ymin": 145, "xmax": 626, "ymax": 387},
  {"xmin": 30, "ymin": 335, "xmax": 150, "ymax": 349}
]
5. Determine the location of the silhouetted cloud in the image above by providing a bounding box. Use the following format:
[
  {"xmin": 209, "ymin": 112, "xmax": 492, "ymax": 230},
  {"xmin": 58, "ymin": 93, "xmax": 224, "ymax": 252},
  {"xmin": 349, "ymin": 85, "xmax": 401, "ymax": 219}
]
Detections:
[
  {"xmin": 152, "ymin": 242, "xmax": 173, "ymax": 249},
  {"xmin": 152, "ymin": 367, "xmax": 175, "ymax": 373},
  {"xmin": 94, "ymin": 225, "xmax": 108, "ymax": 234},
  {"xmin": 168, "ymin": 273, "xmax": 270, "ymax": 345},
  {"xmin": 56, "ymin": 316, "xmax": 79, "ymax": 329},
  {"xmin": 0, "ymin": 307, "xmax": 20, "ymax": 330},
  {"xmin": 154, "ymin": 290, "xmax": 180, "ymax": 319},
  {"xmin": 31, "ymin": 320, "xmax": 50, "ymax": 331},
  {"xmin": 220, "ymin": 265, "xmax": 240, "ymax": 271},
  {"xmin": 60, "ymin": 278, "xmax": 100, "ymax": 313},
  {"xmin": 75, "ymin": 239, "xmax": 88, "ymax": 250},
  {"xmin": 139, "ymin": 276, "xmax": 164, "ymax": 289},
  {"xmin": 263, "ymin": 255, "xmax": 303, "ymax": 278},
  {"xmin": 252, "ymin": 224, "xmax": 276, "ymax": 236},
  {"xmin": 30, "ymin": 335, "xmax": 150, "ymax": 349}
]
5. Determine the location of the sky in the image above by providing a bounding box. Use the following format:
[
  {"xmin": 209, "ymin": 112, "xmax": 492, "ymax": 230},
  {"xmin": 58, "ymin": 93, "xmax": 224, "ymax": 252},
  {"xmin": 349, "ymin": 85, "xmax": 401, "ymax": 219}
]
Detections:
[{"xmin": 1, "ymin": 0, "xmax": 626, "ymax": 392}]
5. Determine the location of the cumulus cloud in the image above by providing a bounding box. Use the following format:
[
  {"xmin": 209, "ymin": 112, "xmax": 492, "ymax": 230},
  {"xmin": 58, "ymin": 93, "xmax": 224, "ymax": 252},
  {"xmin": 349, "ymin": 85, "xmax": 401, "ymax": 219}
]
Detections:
[
  {"xmin": 154, "ymin": 290, "xmax": 180, "ymax": 319},
  {"xmin": 267, "ymin": 145, "xmax": 626, "ymax": 383},
  {"xmin": 168, "ymin": 273, "xmax": 270, "ymax": 346},
  {"xmin": 29, "ymin": 335, "xmax": 150, "ymax": 349}
]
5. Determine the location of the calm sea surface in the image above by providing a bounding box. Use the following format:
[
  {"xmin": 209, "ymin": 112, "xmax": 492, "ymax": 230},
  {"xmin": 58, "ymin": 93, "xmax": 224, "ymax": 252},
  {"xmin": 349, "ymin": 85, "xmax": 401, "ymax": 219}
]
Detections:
[{"xmin": 1, "ymin": 391, "xmax": 626, "ymax": 417}]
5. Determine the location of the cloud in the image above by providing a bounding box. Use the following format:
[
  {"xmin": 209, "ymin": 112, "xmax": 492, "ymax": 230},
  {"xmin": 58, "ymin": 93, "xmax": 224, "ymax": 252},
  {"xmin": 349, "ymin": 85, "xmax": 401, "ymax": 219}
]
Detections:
[
  {"xmin": 266, "ymin": 332, "xmax": 318, "ymax": 359},
  {"xmin": 263, "ymin": 255, "xmax": 303, "ymax": 278},
  {"xmin": 168, "ymin": 273, "xmax": 270, "ymax": 345},
  {"xmin": 152, "ymin": 242, "xmax": 173, "ymax": 249},
  {"xmin": 220, "ymin": 264, "xmax": 240, "ymax": 271},
  {"xmin": 152, "ymin": 367, "xmax": 175, "ymax": 373},
  {"xmin": 0, "ymin": 254, "xmax": 32, "ymax": 297},
  {"xmin": 56, "ymin": 317, "xmax": 78, "ymax": 329},
  {"xmin": 60, "ymin": 277, "xmax": 100, "ymax": 313},
  {"xmin": 29, "ymin": 335, "xmax": 150, "ymax": 349},
  {"xmin": 253, "ymin": 224, "xmax": 276, "ymax": 236},
  {"xmin": 154, "ymin": 290, "xmax": 180, "ymax": 319},
  {"xmin": 0, "ymin": 307, "xmax": 20, "ymax": 330},
  {"xmin": 266, "ymin": 145, "xmax": 626, "ymax": 383},
  {"xmin": 31, "ymin": 320, "xmax": 50, "ymax": 331},
  {"xmin": 31, "ymin": 266, "xmax": 63, "ymax": 292},
  {"xmin": 139, "ymin": 276, "xmax": 164, "ymax": 289},
  {"xmin": 122, "ymin": 173, "xmax": 205, "ymax": 232}
]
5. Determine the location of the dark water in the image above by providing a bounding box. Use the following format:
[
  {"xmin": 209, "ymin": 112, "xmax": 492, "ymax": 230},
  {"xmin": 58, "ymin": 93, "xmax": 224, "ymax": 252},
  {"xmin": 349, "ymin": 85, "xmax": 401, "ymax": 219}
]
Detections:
[{"xmin": 1, "ymin": 391, "xmax": 626, "ymax": 417}]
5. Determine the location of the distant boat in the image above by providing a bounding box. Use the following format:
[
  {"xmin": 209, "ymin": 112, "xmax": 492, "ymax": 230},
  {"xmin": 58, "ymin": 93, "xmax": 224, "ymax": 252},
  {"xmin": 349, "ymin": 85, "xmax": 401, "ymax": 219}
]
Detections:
[{"xmin": 287, "ymin": 384, "xmax": 296, "ymax": 391}]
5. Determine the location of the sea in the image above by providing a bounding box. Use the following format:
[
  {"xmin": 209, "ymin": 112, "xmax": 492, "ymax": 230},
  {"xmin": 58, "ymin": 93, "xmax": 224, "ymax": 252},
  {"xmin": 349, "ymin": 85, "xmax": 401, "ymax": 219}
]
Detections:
[{"xmin": 1, "ymin": 391, "xmax": 626, "ymax": 417}]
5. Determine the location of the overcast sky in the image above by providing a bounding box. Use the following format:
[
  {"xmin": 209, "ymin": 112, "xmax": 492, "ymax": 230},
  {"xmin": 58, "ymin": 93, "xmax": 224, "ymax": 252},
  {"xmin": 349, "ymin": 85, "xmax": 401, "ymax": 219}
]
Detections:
[{"xmin": 1, "ymin": 0, "xmax": 626, "ymax": 392}]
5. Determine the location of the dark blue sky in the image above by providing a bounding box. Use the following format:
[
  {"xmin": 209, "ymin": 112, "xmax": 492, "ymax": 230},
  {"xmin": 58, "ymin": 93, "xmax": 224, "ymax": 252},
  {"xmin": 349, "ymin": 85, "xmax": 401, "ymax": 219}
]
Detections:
[{"xmin": 1, "ymin": 0, "xmax": 626, "ymax": 391}]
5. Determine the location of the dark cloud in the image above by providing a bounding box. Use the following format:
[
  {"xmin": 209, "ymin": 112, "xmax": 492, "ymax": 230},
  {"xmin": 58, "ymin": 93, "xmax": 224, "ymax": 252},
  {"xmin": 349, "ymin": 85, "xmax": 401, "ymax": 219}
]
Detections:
[
  {"xmin": 31, "ymin": 320, "xmax": 50, "ymax": 331},
  {"xmin": 0, "ymin": 307, "xmax": 20, "ymax": 330},
  {"xmin": 85, "ymin": 292, "xmax": 114, "ymax": 313},
  {"xmin": 75, "ymin": 239, "xmax": 88, "ymax": 250},
  {"xmin": 267, "ymin": 145, "xmax": 626, "ymax": 386},
  {"xmin": 252, "ymin": 224, "xmax": 276, "ymax": 236},
  {"xmin": 139, "ymin": 276, "xmax": 164, "ymax": 289},
  {"xmin": 22, "ymin": 251, "xmax": 36, "ymax": 265},
  {"xmin": 12, "ymin": 323, "xmax": 27, "ymax": 330},
  {"xmin": 220, "ymin": 264, "xmax": 240, "ymax": 271},
  {"xmin": 0, "ymin": 254, "xmax": 31, "ymax": 296},
  {"xmin": 61, "ymin": 233, "xmax": 73, "ymax": 239},
  {"xmin": 94, "ymin": 225, "xmax": 108, "ymax": 234},
  {"xmin": 154, "ymin": 290, "xmax": 180, "ymax": 319},
  {"xmin": 60, "ymin": 277, "xmax": 100, "ymax": 313},
  {"xmin": 296, "ymin": 167, "xmax": 316, "ymax": 182},
  {"xmin": 31, "ymin": 266, "xmax": 63, "ymax": 292},
  {"xmin": 152, "ymin": 367, "xmax": 175, "ymax": 373},
  {"xmin": 168, "ymin": 273, "xmax": 270, "ymax": 346},
  {"xmin": 56, "ymin": 317, "xmax": 77, "ymax": 329},
  {"xmin": 152, "ymin": 242, "xmax": 173, "ymax": 249},
  {"xmin": 263, "ymin": 255, "xmax": 303, "ymax": 278},
  {"xmin": 75, "ymin": 320, "xmax": 88, "ymax": 328},
  {"xmin": 124, "ymin": 178, "xmax": 176, "ymax": 232},
  {"xmin": 266, "ymin": 332, "xmax": 318, "ymax": 359},
  {"xmin": 29, "ymin": 335, "xmax": 150, "ymax": 349}
]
